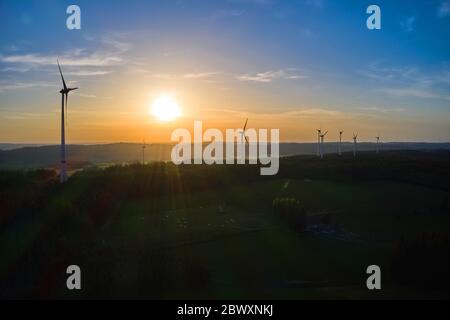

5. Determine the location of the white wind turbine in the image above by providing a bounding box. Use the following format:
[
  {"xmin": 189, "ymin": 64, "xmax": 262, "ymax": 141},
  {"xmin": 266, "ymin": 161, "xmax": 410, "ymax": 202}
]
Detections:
[
  {"xmin": 239, "ymin": 118, "xmax": 249, "ymax": 145},
  {"xmin": 57, "ymin": 60, "xmax": 78, "ymax": 183},
  {"xmin": 352, "ymin": 133, "xmax": 358, "ymax": 157},
  {"xmin": 319, "ymin": 130, "xmax": 328, "ymax": 159},
  {"xmin": 338, "ymin": 130, "xmax": 344, "ymax": 155},
  {"xmin": 238, "ymin": 118, "xmax": 249, "ymax": 162}
]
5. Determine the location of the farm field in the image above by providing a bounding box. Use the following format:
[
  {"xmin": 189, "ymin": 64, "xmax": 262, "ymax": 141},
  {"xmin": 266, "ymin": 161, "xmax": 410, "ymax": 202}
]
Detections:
[{"xmin": 1, "ymin": 151, "xmax": 450, "ymax": 299}]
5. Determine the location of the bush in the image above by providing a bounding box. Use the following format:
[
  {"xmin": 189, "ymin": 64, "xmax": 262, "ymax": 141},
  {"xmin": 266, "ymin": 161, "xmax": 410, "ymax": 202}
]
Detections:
[{"xmin": 272, "ymin": 197, "xmax": 306, "ymax": 231}]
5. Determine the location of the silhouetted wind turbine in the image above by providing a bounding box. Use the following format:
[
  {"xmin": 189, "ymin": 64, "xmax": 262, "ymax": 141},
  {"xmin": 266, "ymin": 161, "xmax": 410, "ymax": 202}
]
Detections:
[
  {"xmin": 142, "ymin": 139, "xmax": 146, "ymax": 164},
  {"xmin": 320, "ymin": 130, "xmax": 328, "ymax": 159},
  {"xmin": 376, "ymin": 133, "xmax": 380, "ymax": 154},
  {"xmin": 338, "ymin": 130, "xmax": 344, "ymax": 155},
  {"xmin": 57, "ymin": 60, "xmax": 78, "ymax": 183},
  {"xmin": 316, "ymin": 128, "xmax": 322, "ymax": 157},
  {"xmin": 352, "ymin": 133, "xmax": 358, "ymax": 157}
]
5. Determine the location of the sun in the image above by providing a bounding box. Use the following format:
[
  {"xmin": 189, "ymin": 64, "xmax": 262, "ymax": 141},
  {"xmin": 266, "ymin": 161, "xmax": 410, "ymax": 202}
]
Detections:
[{"xmin": 150, "ymin": 94, "xmax": 181, "ymax": 122}]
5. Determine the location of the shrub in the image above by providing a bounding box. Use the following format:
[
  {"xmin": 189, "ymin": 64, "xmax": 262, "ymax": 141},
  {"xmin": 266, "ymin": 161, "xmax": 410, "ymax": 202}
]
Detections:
[{"xmin": 272, "ymin": 197, "xmax": 306, "ymax": 231}]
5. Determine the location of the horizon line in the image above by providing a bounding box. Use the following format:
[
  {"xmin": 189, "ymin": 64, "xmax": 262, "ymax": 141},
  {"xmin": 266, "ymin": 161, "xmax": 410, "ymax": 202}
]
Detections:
[{"xmin": 2, "ymin": 141, "xmax": 450, "ymax": 146}]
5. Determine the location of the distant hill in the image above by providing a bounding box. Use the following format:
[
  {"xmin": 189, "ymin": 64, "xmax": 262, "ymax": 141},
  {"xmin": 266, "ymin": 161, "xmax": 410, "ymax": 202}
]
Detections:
[
  {"xmin": 1, "ymin": 142, "xmax": 450, "ymax": 169},
  {"xmin": 0, "ymin": 143, "xmax": 46, "ymax": 151}
]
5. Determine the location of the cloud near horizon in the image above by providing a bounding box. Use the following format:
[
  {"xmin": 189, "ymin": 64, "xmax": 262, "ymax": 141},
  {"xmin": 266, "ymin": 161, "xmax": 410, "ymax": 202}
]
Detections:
[{"xmin": 237, "ymin": 69, "xmax": 308, "ymax": 82}]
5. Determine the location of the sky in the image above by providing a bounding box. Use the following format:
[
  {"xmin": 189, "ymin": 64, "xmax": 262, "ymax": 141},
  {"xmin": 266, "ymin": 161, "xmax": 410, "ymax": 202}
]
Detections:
[{"xmin": 0, "ymin": 0, "xmax": 449, "ymax": 143}]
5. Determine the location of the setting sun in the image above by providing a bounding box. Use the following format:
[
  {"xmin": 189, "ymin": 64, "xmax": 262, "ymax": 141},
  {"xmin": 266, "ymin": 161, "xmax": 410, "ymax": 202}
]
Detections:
[{"xmin": 150, "ymin": 94, "xmax": 181, "ymax": 122}]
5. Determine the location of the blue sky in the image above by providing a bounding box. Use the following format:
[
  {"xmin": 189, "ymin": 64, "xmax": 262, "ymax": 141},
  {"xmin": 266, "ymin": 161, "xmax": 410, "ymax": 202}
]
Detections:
[{"xmin": 0, "ymin": 0, "xmax": 449, "ymax": 143}]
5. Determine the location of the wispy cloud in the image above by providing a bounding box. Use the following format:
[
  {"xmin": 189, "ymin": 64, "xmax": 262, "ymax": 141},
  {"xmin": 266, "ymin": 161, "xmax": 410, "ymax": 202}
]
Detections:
[
  {"xmin": 281, "ymin": 108, "xmax": 341, "ymax": 118},
  {"xmin": 61, "ymin": 70, "xmax": 112, "ymax": 76},
  {"xmin": 0, "ymin": 81, "xmax": 55, "ymax": 92},
  {"xmin": 3, "ymin": 45, "xmax": 19, "ymax": 52},
  {"xmin": 140, "ymin": 70, "xmax": 220, "ymax": 80},
  {"xmin": 100, "ymin": 37, "xmax": 131, "ymax": 54},
  {"xmin": 143, "ymin": 72, "xmax": 177, "ymax": 80},
  {"xmin": 202, "ymin": 107, "xmax": 342, "ymax": 118},
  {"xmin": 361, "ymin": 63, "xmax": 450, "ymax": 101},
  {"xmin": 378, "ymin": 87, "xmax": 450, "ymax": 101},
  {"xmin": 0, "ymin": 53, "xmax": 122, "ymax": 67},
  {"xmin": 358, "ymin": 106, "xmax": 405, "ymax": 114},
  {"xmin": 0, "ymin": 35, "xmax": 131, "ymax": 77},
  {"xmin": 0, "ymin": 111, "xmax": 50, "ymax": 120},
  {"xmin": 72, "ymin": 93, "xmax": 114, "ymax": 100},
  {"xmin": 0, "ymin": 66, "xmax": 33, "ymax": 73},
  {"xmin": 400, "ymin": 16, "xmax": 416, "ymax": 32},
  {"xmin": 361, "ymin": 64, "xmax": 420, "ymax": 83},
  {"xmin": 202, "ymin": 107, "xmax": 364, "ymax": 121},
  {"xmin": 438, "ymin": 2, "xmax": 450, "ymax": 18},
  {"xmin": 237, "ymin": 69, "xmax": 307, "ymax": 82},
  {"xmin": 75, "ymin": 93, "xmax": 97, "ymax": 99},
  {"xmin": 183, "ymin": 72, "xmax": 220, "ymax": 79}
]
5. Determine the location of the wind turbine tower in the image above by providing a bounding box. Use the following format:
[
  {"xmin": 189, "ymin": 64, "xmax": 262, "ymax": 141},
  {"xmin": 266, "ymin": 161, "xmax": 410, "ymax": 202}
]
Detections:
[
  {"xmin": 57, "ymin": 60, "xmax": 78, "ymax": 183},
  {"xmin": 320, "ymin": 131, "xmax": 328, "ymax": 159},
  {"xmin": 338, "ymin": 130, "xmax": 344, "ymax": 156},
  {"xmin": 238, "ymin": 118, "xmax": 249, "ymax": 162},
  {"xmin": 316, "ymin": 128, "xmax": 321, "ymax": 157},
  {"xmin": 376, "ymin": 134, "xmax": 380, "ymax": 154},
  {"xmin": 352, "ymin": 133, "xmax": 358, "ymax": 157},
  {"xmin": 142, "ymin": 139, "xmax": 146, "ymax": 164},
  {"xmin": 240, "ymin": 118, "xmax": 249, "ymax": 145}
]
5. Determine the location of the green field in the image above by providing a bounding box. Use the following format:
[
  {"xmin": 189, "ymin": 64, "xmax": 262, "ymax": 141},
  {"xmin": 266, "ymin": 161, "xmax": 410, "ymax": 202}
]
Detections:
[{"xmin": 1, "ymin": 151, "xmax": 450, "ymax": 299}]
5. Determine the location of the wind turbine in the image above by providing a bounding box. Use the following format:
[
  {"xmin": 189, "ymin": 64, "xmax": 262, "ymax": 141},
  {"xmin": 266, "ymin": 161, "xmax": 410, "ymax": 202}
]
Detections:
[
  {"xmin": 236, "ymin": 118, "xmax": 250, "ymax": 163},
  {"xmin": 338, "ymin": 130, "xmax": 344, "ymax": 156},
  {"xmin": 57, "ymin": 60, "xmax": 78, "ymax": 183},
  {"xmin": 142, "ymin": 139, "xmax": 146, "ymax": 164},
  {"xmin": 352, "ymin": 133, "xmax": 358, "ymax": 157},
  {"xmin": 319, "ymin": 130, "xmax": 328, "ymax": 159},
  {"xmin": 239, "ymin": 118, "xmax": 249, "ymax": 145},
  {"xmin": 316, "ymin": 128, "xmax": 322, "ymax": 157},
  {"xmin": 376, "ymin": 133, "xmax": 380, "ymax": 154}
]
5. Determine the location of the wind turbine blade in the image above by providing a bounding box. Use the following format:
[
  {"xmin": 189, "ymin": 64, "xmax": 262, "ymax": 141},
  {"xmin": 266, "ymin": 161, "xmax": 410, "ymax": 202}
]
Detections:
[
  {"xmin": 245, "ymin": 135, "xmax": 249, "ymax": 144},
  {"xmin": 57, "ymin": 60, "xmax": 67, "ymax": 91},
  {"xmin": 243, "ymin": 118, "xmax": 248, "ymax": 131}
]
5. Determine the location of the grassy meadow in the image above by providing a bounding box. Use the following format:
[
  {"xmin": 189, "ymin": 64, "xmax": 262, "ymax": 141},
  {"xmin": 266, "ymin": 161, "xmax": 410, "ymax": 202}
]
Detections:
[{"xmin": 1, "ymin": 150, "xmax": 450, "ymax": 299}]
